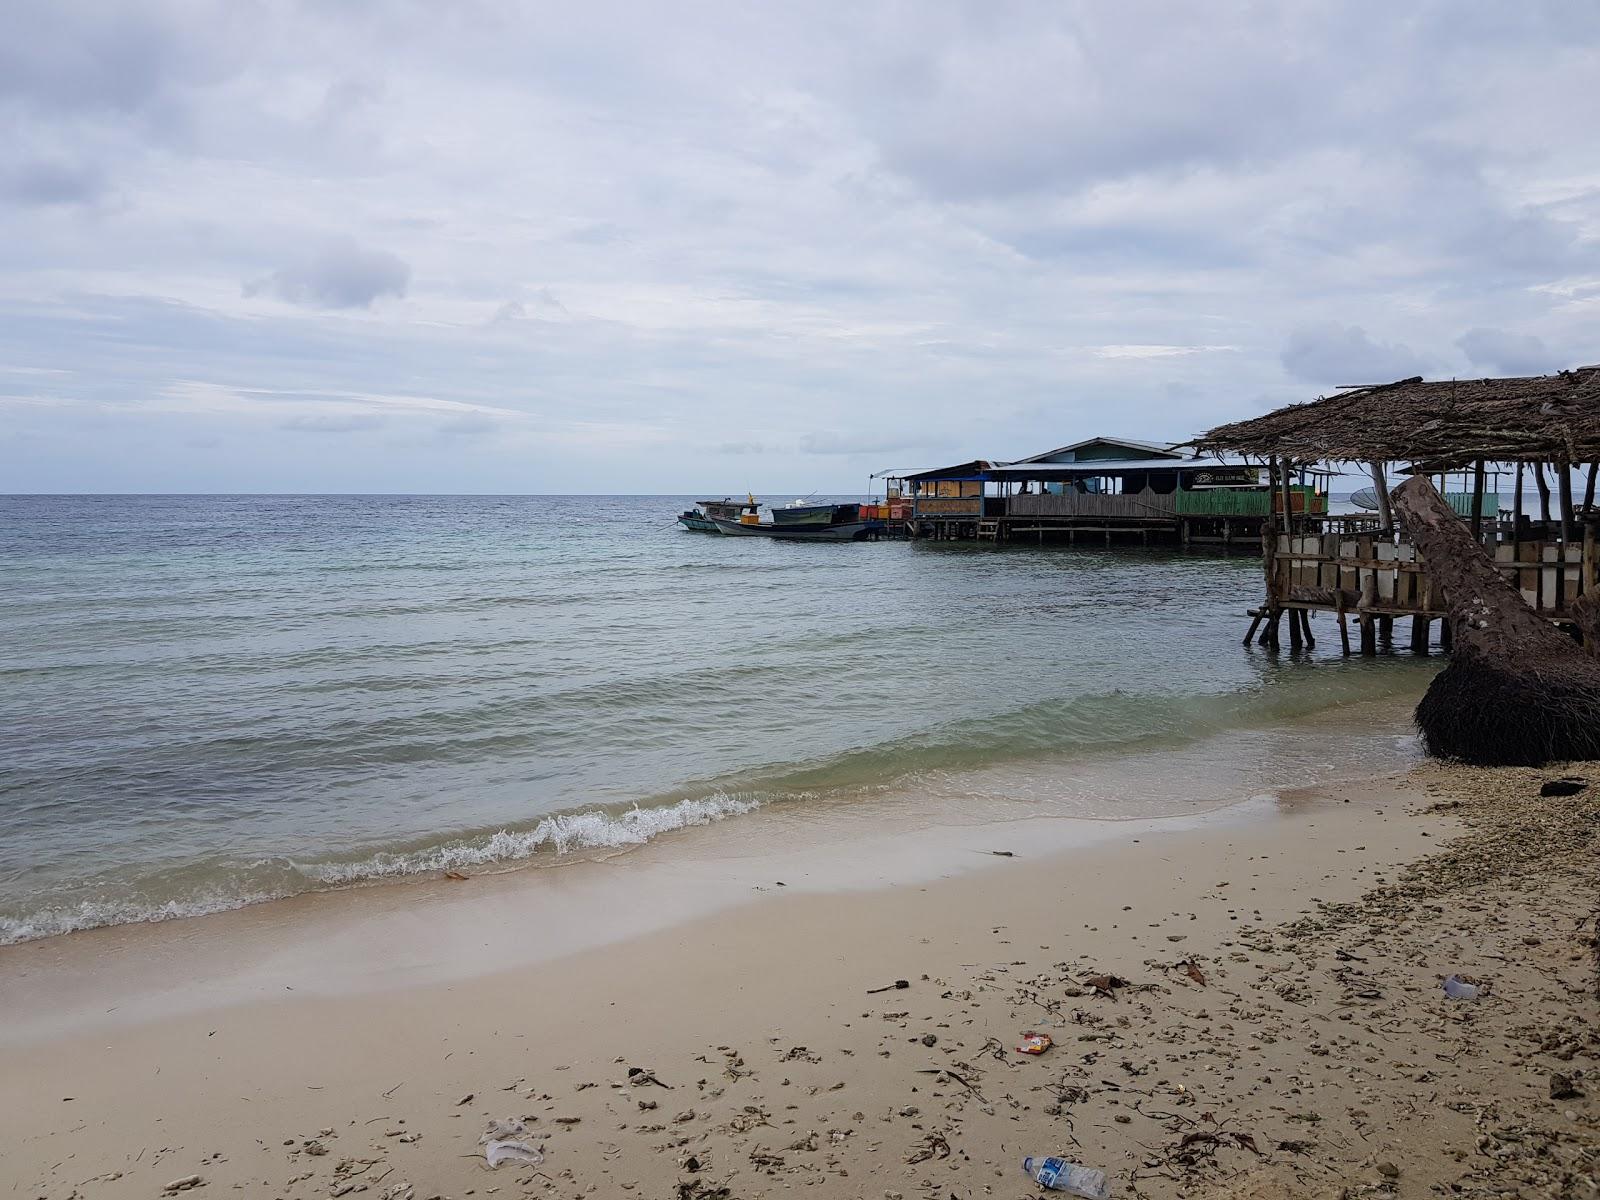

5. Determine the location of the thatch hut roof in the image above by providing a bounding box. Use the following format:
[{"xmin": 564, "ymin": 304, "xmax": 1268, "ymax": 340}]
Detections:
[{"xmin": 1195, "ymin": 367, "xmax": 1600, "ymax": 466}]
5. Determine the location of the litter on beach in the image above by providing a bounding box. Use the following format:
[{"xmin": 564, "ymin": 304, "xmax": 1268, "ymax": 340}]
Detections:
[
  {"xmin": 1017, "ymin": 1032, "xmax": 1053, "ymax": 1055},
  {"xmin": 484, "ymin": 1138, "xmax": 543, "ymax": 1168}
]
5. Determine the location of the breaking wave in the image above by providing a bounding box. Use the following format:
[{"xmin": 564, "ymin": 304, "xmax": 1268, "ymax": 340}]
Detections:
[{"xmin": 0, "ymin": 793, "xmax": 762, "ymax": 945}]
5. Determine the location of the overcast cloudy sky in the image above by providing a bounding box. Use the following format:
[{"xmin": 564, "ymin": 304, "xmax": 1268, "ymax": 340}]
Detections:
[{"xmin": 3, "ymin": 2, "xmax": 1598, "ymax": 493}]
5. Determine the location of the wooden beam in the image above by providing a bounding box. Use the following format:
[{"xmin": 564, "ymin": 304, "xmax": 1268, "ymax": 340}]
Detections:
[
  {"xmin": 1471, "ymin": 458, "xmax": 1486, "ymax": 544},
  {"xmin": 1559, "ymin": 458, "xmax": 1575, "ymax": 545},
  {"xmin": 1512, "ymin": 462, "xmax": 1524, "ymax": 552},
  {"xmin": 1369, "ymin": 462, "xmax": 1393, "ymax": 534}
]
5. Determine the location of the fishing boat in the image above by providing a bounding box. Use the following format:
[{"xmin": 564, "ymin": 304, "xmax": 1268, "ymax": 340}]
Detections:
[
  {"xmin": 710, "ymin": 501, "xmax": 879, "ymax": 541},
  {"xmin": 770, "ymin": 499, "xmax": 850, "ymax": 527},
  {"xmin": 679, "ymin": 495, "xmax": 759, "ymax": 532}
]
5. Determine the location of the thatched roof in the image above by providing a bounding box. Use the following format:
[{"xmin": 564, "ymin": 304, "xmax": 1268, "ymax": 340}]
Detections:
[{"xmin": 1195, "ymin": 367, "xmax": 1600, "ymax": 466}]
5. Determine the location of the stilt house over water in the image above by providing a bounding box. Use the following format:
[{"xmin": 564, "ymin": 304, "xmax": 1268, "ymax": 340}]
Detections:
[
  {"xmin": 1195, "ymin": 367, "xmax": 1600, "ymax": 655},
  {"xmin": 887, "ymin": 436, "xmax": 1323, "ymax": 545}
]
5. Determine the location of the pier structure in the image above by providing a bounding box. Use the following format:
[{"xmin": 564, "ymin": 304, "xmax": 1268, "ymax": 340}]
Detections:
[
  {"xmin": 1195, "ymin": 368, "xmax": 1600, "ymax": 655},
  {"xmin": 879, "ymin": 438, "xmax": 1328, "ymax": 548}
]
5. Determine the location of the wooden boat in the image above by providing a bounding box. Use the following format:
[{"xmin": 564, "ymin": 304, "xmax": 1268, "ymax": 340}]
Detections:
[
  {"xmin": 679, "ymin": 496, "xmax": 759, "ymax": 532},
  {"xmin": 770, "ymin": 500, "xmax": 861, "ymax": 527},
  {"xmin": 709, "ymin": 515, "xmax": 875, "ymax": 540}
]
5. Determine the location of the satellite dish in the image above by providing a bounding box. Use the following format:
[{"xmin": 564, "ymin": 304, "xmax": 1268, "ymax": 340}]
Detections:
[{"xmin": 1349, "ymin": 486, "xmax": 1380, "ymax": 511}]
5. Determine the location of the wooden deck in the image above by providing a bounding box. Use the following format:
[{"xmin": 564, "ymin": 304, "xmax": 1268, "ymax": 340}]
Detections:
[
  {"xmin": 904, "ymin": 487, "xmax": 1329, "ymax": 546},
  {"xmin": 1252, "ymin": 519, "xmax": 1599, "ymax": 654}
]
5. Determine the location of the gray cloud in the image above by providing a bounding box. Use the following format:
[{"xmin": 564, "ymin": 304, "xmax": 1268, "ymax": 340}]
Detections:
[
  {"xmin": 1456, "ymin": 328, "xmax": 1559, "ymax": 376},
  {"xmin": 279, "ymin": 413, "xmax": 385, "ymax": 434},
  {"xmin": 0, "ymin": 159, "xmax": 110, "ymax": 207},
  {"xmin": 436, "ymin": 413, "xmax": 498, "ymax": 437},
  {"xmin": 799, "ymin": 431, "xmax": 926, "ymax": 456},
  {"xmin": 244, "ymin": 239, "xmax": 409, "ymax": 310},
  {"xmin": 3, "ymin": 3, "xmax": 1600, "ymax": 492},
  {"xmin": 1281, "ymin": 325, "xmax": 1428, "ymax": 387}
]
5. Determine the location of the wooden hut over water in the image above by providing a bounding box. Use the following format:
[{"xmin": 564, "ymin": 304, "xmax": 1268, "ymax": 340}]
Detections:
[
  {"xmin": 885, "ymin": 437, "xmax": 1317, "ymax": 545},
  {"xmin": 1196, "ymin": 367, "xmax": 1600, "ymax": 654}
]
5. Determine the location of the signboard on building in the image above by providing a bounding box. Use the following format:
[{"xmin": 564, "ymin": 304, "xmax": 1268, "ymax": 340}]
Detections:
[{"xmin": 1187, "ymin": 466, "xmax": 1264, "ymax": 488}]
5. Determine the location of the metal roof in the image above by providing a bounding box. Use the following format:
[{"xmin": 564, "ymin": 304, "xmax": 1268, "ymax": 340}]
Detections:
[
  {"xmin": 1010, "ymin": 436, "xmax": 1181, "ymax": 464},
  {"xmin": 986, "ymin": 456, "xmax": 1249, "ymax": 475},
  {"xmin": 899, "ymin": 459, "xmax": 1003, "ymax": 482}
]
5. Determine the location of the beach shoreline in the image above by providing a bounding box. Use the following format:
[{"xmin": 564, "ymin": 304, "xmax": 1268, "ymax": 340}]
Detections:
[{"xmin": 5, "ymin": 756, "xmax": 1593, "ymax": 1198}]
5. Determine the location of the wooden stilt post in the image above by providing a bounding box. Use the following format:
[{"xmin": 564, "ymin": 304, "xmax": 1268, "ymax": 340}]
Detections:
[
  {"xmin": 1440, "ymin": 618, "xmax": 1453, "ymax": 653},
  {"xmin": 1358, "ymin": 571, "xmax": 1377, "ymax": 656},
  {"xmin": 1537, "ymin": 461, "xmax": 1553, "ymax": 524},
  {"xmin": 1409, "ymin": 615, "xmax": 1429, "ymax": 654},
  {"xmin": 1583, "ymin": 519, "xmax": 1597, "ymax": 603},
  {"xmin": 1299, "ymin": 609, "xmax": 1316, "ymax": 649},
  {"xmin": 1243, "ymin": 611, "xmax": 1264, "ymax": 645},
  {"xmin": 1586, "ymin": 462, "xmax": 1598, "ymax": 516},
  {"xmin": 1337, "ymin": 602, "xmax": 1352, "ymax": 656},
  {"xmin": 1378, "ymin": 615, "xmax": 1394, "ymax": 645},
  {"xmin": 1288, "ymin": 605, "xmax": 1303, "ymax": 651}
]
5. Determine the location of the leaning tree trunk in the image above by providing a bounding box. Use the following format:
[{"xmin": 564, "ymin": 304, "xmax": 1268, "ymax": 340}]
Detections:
[{"xmin": 1393, "ymin": 475, "xmax": 1600, "ymax": 766}]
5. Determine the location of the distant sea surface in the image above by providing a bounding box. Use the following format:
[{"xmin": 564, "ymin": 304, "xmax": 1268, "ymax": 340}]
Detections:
[{"xmin": 0, "ymin": 494, "xmax": 1431, "ymax": 943}]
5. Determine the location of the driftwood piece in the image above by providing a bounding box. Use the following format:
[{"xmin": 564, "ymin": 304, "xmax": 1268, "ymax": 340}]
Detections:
[{"xmin": 1392, "ymin": 476, "xmax": 1600, "ymax": 766}]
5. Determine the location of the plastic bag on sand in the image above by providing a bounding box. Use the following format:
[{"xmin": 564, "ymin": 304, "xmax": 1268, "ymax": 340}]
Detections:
[
  {"xmin": 485, "ymin": 1139, "xmax": 543, "ymax": 1168},
  {"xmin": 479, "ymin": 1118, "xmax": 529, "ymax": 1143}
]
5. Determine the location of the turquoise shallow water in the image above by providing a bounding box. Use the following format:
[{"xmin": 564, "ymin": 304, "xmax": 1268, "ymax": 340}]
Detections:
[{"xmin": 0, "ymin": 494, "xmax": 1435, "ymax": 942}]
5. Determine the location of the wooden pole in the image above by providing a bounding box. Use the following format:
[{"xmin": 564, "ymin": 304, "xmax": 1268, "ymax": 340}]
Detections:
[
  {"xmin": 1369, "ymin": 462, "xmax": 1393, "ymax": 533},
  {"xmin": 1536, "ymin": 461, "xmax": 1552, "ymax": 524},
  {"xmin": 1584, "ymin": 519, "xmax": 1598, "ymax": 600},
  {"xmin": 1558, "ymin": 458, "xmax": 1575, "ymax": 546},
  {"xmin": 1358, "ymin": 571, "xmax": 1377, "ymax": 656},
  {"xmin": 1512, "ymin": 462, "xmax": 1525, "ymax": 551},
  {"xmin": 1409, "ymin": 615, "xmax": 1429, "ymax": 654},
  {"xmin": 1243, "ymin": 611, "xmax": 1264, "ymax": 645},
  {"xmin": 1471, "ymin": 458, "xmax": 1486, "ymax": 544},
  {"xmin": 1586, "ymin": 462, "xmax": 1598, "ymax": 516}
]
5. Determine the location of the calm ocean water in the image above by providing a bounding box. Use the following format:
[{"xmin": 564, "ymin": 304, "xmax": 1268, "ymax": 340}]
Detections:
[{"xmin": 0, "ymin": 494, "xmax": 1434, "ymax": 943}]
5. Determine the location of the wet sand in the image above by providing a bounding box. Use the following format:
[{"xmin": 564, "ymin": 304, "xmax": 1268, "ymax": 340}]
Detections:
[{"xmin": 2, "ymin": 763, "xmax": 1596, "ymax": 1199}]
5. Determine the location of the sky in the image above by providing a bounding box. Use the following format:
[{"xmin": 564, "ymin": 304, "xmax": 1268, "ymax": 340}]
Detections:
[{"xmin": 2, "ymin": 2, "xmax": 1598, "ymax": 494}]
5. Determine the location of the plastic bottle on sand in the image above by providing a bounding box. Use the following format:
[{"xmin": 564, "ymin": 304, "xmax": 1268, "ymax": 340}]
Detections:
[{"xmin": 1021, "ymin": 1156, "xmax": 1111, "ymax": 1198}]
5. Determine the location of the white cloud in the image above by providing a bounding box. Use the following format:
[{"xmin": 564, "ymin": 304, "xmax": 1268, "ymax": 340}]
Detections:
[
  {"xmin": 1456, "ymin": 327, "xmax": 1558, "ymax": 375},
  {"xmin": 1280, "ymin": 324, "xmax": 1429, "ymax": 387},
  {"xmin": 1094, "ymin": 345, "xmax": 1239, "ymax": 359},
  {"xmin": 243, "ymin": 238, "xmax": 410, "ymax": 310},
  {"xmin": 2, "ymin": 2, "xmax": 1599, "ymax": 491}
]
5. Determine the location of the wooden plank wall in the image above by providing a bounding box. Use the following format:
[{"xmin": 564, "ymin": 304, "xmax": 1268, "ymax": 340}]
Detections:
[
  {"xmin": 1008, "ymin": 492, "xmax": 1177, "ymax": 519},
  {"xmin": 1272, "ymin": 531, "xmax": 1593, "ymax": 617}
]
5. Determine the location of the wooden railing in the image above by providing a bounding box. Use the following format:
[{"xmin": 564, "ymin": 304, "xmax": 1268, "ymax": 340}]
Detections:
[
  {"xmin": 1271, "ymin": 527, "xmax": 1598, "ymax": 619},
  {"xmin": 1007, "ymin": 492, "xmax": 1177, "ymax": 520}
]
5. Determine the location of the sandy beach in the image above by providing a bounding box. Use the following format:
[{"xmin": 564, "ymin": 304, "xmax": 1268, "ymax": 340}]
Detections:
[{"xmin": 3, "ymin": 760, "xmax": 1595, "ymax": 1200}]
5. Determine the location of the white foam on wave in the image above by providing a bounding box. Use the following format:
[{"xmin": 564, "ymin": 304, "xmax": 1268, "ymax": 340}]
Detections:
[
  {"xmin": 0, "ymin": 887, "xmax": 283, "ymax": 946},
  {"xmin": 0, "ymin": 793, "xmax": 765, "ymax": 944},
  {"xmin": 300, "ymin": 793, "xmax": 762, "ymax": 883}
]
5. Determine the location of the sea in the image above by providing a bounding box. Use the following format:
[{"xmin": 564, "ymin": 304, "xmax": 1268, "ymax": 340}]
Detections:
[{"xmin": 0, "ymin": 494, "xmax": 1438, "ymax": 945}]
